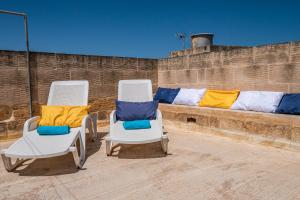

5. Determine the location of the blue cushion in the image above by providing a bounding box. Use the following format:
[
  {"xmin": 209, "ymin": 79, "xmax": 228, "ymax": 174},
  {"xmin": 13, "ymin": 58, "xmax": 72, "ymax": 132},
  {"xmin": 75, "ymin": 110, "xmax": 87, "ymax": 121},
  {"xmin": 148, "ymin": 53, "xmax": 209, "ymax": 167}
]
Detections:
[
  {"xmin": 37, "ymin": 126, "xmax": 70, "ymax": 135},
  {"xmin": 154, "ymin": 87, "xmax": 180, "ymax": 104},
  {"xmin": 123, "ymin": 120, "xmax": 151, "ymax": 130},
  {"xmin": 275, "ymin": 94, "xmax": 300, "ymax": 115},
  {"xmin": 116, "ymin": 100, "xmax": 158, "ymax": 121}
]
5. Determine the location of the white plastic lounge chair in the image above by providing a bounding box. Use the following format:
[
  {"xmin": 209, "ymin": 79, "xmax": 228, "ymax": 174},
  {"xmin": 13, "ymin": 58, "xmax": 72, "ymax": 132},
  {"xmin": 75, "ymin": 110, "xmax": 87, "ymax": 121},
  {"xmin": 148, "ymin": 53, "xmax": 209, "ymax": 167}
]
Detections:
[
  {"xmin": 105, "ymin": 79, "xmax": 169, "ymax": 156},
  {"xmin": 0, "ymin": 81, "xmax": 97, "ymax": 171}
]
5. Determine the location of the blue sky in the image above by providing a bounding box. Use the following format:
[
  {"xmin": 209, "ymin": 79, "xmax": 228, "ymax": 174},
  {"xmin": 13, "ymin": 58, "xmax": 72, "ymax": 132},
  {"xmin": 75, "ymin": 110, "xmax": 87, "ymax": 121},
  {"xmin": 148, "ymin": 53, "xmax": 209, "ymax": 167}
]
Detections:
[{"xmin": 0, "ymin": 0, "xmax": 299, "ymax": 58}]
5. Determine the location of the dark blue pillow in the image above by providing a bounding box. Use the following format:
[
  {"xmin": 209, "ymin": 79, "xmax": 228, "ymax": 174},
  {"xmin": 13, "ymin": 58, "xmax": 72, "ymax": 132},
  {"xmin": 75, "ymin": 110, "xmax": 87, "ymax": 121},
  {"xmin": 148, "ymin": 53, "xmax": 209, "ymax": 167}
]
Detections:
[
  {"xmin": 116, "ymin": 100, "xmax": 158, "ymax": 121},
  {"xmin": 154, "ymin": 87, "xmax": 180, "ymax": 104},
  {"xmin": 275, "ymin": 94, "xmax": 300, "ymax": 115}
]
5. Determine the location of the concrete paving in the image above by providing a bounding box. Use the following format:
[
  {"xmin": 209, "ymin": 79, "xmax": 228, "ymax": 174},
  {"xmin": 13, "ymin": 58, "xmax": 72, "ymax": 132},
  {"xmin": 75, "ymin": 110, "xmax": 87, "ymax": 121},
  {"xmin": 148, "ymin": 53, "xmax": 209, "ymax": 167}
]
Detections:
[{"xmin": 1, "ymin": 126, "xmax": 300, "ymax": 200}]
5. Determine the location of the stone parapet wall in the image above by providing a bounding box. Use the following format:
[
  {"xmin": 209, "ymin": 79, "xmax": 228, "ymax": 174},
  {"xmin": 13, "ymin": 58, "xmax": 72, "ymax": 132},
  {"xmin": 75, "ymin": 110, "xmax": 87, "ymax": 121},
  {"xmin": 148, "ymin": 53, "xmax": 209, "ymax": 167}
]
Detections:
[
  {"xmin": 0, "ymin": 50, "xmax": 158, "ymax": 139},
  {"xmin": 158, "ymin": 41, "xmax": 300, "ymax": 92},
  {"xmin": 159, "ymin": 104, "xmax": 300, "ymax": 150}
]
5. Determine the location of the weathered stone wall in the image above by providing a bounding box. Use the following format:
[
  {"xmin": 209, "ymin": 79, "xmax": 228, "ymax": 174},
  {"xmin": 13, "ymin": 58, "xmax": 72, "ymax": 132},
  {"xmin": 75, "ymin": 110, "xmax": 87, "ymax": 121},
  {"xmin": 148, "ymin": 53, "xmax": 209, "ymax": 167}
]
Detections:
[
  {"xmin": 0, "ymin": 50, "xmax": 157, "ymax": 139},
  {"xmin": 160, "ymin": 104, "xmax": 300, "ymax": 150},
  {"xmin": 158, "ymin": 41, "xmax": 300, "ymax": 92}
]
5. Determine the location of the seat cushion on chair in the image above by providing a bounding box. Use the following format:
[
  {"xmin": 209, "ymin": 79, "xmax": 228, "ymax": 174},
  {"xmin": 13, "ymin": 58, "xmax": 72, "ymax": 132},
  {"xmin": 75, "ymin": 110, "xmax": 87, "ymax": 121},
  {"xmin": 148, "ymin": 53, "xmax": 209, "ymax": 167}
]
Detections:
[
  {"xmin": 39, "ymin": 105, "xmax": 89, "ymax": 127},
  {"xmin": 173, "ymin": 88, "xmax": 206, "ymax": 106},
  {"xmin": 200, "ymin": 90, "xmax": 240, "ymax": 109},
  {"xmin": 116, "ymin": 100, "xmax": 158, "ymax": 121},
  {"xmin": 154, "ymin": 87, "xmax": 180, "ymax": 104},
  {"xmin": 275, "ymin": 94, "xmax": 300, "ymax": 114},
  {"xmin": 231, "ymin": 91, "xmax": 284, "ymax": 113}
]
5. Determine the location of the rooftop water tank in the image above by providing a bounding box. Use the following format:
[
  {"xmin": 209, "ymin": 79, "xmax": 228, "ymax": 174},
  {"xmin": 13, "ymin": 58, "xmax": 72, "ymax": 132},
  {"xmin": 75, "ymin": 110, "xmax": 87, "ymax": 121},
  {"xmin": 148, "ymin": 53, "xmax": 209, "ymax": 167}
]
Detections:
[{"xmin": 191, "ymin": 33, "xmax": 214, "ymax": 49}]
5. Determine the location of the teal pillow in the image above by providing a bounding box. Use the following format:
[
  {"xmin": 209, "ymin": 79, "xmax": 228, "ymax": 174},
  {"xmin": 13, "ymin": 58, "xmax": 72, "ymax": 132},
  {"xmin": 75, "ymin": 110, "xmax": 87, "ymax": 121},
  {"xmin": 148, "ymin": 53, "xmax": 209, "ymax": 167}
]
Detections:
[
  {"xmin": 37, "ymin": 126, "xmax": 70, "ymax": 135},
  {"xmin": 123, "ymin": 120, "xmax": 151, "ymax": 130}
]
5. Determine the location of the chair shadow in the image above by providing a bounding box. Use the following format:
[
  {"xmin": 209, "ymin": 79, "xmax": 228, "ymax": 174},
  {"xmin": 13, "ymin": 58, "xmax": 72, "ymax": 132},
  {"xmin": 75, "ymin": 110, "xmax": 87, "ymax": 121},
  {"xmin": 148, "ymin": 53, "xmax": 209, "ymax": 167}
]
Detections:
[
  {"xmin": 14, "ymin": 132, "xmax": 104, "ymax": 176},
  {"xmin": 110, "ymin": 142, "xmax": 168, "ymax": 159},
  {"xmin": 102, "ymin": 130, "xmax": 170, "ymax": 159}
]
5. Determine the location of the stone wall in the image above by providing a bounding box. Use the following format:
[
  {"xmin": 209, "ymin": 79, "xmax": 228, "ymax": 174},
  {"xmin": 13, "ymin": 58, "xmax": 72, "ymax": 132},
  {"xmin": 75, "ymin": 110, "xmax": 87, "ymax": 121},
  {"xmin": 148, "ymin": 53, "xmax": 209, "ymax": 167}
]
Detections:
[
  {"xmin": 159, "ymin": 104, "xmax": 300, "ymax": 151},
  {"xmin": 0, "ymin": 50, "xmax": 157, "ymax": 139},
  {"xmin": 158, "ymin": 41, "xmax": 300, "ymax": 92}
]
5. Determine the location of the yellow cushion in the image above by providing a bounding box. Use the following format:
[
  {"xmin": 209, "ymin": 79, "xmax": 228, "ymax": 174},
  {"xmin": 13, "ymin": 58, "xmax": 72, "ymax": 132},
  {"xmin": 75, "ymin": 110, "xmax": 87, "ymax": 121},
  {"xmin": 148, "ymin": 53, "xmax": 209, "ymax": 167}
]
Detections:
[
  {"xmin": 39, "ymin": 105, "xmax": 89, "ymax": 128},
  {"xmin": 199, "ymin": 90, "xmax": 240, "ymax": 109},
  {"xmin": 64, "ymin": 106, "xmax": 89, "ymax": 128}
]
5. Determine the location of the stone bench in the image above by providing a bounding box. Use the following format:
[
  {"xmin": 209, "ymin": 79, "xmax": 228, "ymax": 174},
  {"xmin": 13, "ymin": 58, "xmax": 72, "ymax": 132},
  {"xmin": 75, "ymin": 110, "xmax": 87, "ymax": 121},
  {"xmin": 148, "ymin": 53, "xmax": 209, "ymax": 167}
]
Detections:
[{"xmin": 159, "ymin": 104, "xmax": 300, "ymax": 151}]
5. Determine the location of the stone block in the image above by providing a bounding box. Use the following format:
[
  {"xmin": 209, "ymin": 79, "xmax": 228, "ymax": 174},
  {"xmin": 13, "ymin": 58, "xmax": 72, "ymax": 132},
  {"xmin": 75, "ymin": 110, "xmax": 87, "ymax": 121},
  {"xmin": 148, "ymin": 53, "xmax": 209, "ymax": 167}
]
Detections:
[
  {"xmin": 269, "ymin": 64, "xmax": 300, "ymax": 83},
  {"xmin": 220, "ymin": 118, "xmax": 246, "ymax": 132},
  {"xmin": 254, "ymin": 44, "xmax": 289, "ymax": 65},
  {"xmin": 167, "ymin": 57, "xmax": 185, "ymax": 70},
  {"xmin": 290, "ymin": 41, "xmax": 300, "ymax": 63},
  {"xmin": 197, "ymin": 69, "xmax": 206, "ymax": 83},
  {"xmin": 288, "ymin": 84, "xmax": 300, "ymax": 93},
  {"xmin": 158, "ymin": 59, "xmax": 168, "ymax": 71},
  {"xmin": 0, "ymin": 105, "xmax": 12, "ymax": 121},
  {"xmin": 205, "ymin": 68, "xmax": 234, "ymax": 83},
  {"xmin": 189, "ymin": 54, "xmax": 213, "ymax": 69},
  {"xmin": 158, "ymin": 71, "xmax": 177, "ymax": 85},
  {"xmin": 102, "ymin": 70, "xmax": 123, "ymax": 85},
  {"xmin": 138, "ymin": 59, "xmax": 157, "ymax": 71},
  {"xmin": 291, "ymin": 127, "xmax": 300, "ymax": 143},
  {"xmin": 176, "ymin": 70, "xmax": 198, "ymax": 84},
  {"xmin": 234, "ymin": 65, "xmax": 268, "ymax": 83},
  {"xmin": 0, "ymin": 122, "xmax": 7, "ymax": 137},
  {"xmin": 209, "ymin": 117, "xmax": 220, "ymax": 128}
]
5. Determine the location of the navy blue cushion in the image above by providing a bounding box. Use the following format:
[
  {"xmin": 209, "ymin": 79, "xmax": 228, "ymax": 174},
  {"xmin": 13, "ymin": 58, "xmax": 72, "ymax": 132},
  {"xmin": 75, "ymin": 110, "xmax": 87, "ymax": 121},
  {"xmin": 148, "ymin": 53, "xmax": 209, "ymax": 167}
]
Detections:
[
  {"xmin": 275, "ymin": 94, "xmax": 300, "ymax": 115},
  {"xmin": 116, "ymin": 100, "xmax": 158, "ymax": 121},
  {"xmin": 154, "ymin": 87, "xmax": 180, "ymax": 104}
]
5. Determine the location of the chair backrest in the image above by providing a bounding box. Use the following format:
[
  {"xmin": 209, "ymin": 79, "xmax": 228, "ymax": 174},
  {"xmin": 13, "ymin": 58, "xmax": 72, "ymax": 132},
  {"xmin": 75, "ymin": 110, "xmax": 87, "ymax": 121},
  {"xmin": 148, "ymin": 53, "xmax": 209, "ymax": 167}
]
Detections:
[
  {"xmin": 47, "ymin": 80, "xmax": 89, "ymax": 106},
  {"xmin": 118, "ymin": 79, "xmax": 153, "ymax": 102}
]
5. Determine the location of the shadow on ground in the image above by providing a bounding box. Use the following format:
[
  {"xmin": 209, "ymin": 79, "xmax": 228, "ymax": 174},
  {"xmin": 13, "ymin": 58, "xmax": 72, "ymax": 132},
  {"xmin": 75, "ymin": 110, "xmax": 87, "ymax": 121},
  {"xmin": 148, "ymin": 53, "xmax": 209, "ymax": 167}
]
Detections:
[
  {"xmin": 13, "ymin": 132, "xmax": 105, "ymax": 176},
  {"xmin": 110, "ymin": 142, "xmax": 169, "ymax": 159}
]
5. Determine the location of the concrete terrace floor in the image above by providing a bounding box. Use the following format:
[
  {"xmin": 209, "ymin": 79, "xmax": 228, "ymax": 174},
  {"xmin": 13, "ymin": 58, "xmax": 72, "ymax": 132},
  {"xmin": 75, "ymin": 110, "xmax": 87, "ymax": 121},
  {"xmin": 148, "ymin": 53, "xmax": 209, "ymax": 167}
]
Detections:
[{"xmin": 1, "ymin": 126, "xmax": 300, "ymax": 200}]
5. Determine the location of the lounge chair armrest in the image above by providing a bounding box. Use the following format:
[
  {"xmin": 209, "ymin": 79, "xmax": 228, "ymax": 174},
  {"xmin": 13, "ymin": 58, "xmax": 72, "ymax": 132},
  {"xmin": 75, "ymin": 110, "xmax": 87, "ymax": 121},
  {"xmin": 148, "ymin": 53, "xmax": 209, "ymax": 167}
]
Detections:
[
  {"xmin": 110, "ymin": 110, "xmax": 117, "ymax": 124},
  {"xmin": 81, "ymin": 115, "xmax": 90, "ymax": 128},
  {"xmin": 156, "ymin": 109, "xmax": 163, "ymax": 121},
  {"xmin": 88, "ymin": 112, "xmax": 98, "ymax": 134},
  {"xmin": 23, "ymin": 116, "xmax": 40, "ymax": 134}
]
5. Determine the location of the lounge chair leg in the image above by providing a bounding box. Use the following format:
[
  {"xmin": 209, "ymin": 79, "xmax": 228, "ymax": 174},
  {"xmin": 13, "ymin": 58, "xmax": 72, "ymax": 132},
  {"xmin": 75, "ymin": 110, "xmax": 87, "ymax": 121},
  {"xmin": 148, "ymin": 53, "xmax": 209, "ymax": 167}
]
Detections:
[
  {"xmin": 106, "ymin": 139, "xmax": 112, "ymax": 156},
  {"xmin": 70, "ymin": 134, "xmax": 86, "ymax": 169},
  {"xmin": 1, "ymin": 153, "xmax": 25, "ymax": 172},
  {"xmin": 70, "ymin": 146, "xmax": 81, "ymax": 168},
  {"xmin": 91, "ymin": 113, "xmax": 98, "ymax": 141},
  {"xmin": 86, "ymin": 118, "xmax": 96, "ymax": 142},
  {"xmin": 161, "ymin": 135, "xmax": 169, "ymax": 154}
]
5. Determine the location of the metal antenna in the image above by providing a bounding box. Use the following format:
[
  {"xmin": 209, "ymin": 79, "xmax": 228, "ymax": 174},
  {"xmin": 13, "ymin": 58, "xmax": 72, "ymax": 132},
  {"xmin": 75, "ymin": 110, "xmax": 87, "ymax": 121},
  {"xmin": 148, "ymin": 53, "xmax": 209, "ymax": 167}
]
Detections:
[{"xmin": 175, "ymin": 33, "xmax": 186, "ymax": 49}]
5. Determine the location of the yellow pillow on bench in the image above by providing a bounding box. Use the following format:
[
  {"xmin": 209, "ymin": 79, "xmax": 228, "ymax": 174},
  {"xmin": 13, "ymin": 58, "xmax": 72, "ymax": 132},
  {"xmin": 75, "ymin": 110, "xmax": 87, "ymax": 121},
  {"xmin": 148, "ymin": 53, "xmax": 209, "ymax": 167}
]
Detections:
[
  {"xmin": 199, "ymin": 90, "xmax": 240, "ymax": 109},
  {"xmin": 39, "ymin": 105, "xmax": 89, "ymax": 128}
]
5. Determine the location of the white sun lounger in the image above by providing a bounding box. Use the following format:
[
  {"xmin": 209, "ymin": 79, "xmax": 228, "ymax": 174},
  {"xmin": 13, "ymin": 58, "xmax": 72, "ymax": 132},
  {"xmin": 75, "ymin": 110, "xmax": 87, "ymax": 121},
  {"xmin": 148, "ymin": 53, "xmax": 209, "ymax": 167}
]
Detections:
[
  {"xmin": 105, "ymin": 79, "xmax": 169, "ymax": 156},
  {"xmin": 0, "ymin": 81, "xmax": 97, "ymax": 171}
]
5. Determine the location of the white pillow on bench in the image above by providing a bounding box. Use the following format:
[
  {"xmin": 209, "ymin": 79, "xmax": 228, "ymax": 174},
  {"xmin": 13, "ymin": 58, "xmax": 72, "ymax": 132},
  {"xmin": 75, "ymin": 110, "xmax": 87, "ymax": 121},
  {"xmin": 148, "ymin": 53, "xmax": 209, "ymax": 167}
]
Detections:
[
  {"xmin": 173, "ymin": 88, "xmax": 206, "ymax": 106},
  {"xmin": 231, "ymin": 91, "xmax": 284, "ymax": 113}
]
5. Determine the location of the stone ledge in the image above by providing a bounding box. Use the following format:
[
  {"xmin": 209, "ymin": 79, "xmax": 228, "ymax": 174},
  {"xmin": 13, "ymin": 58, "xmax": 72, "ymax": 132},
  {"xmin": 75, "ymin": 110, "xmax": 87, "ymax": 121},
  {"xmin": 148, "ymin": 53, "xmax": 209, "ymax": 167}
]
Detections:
[{"xmin": 159, "ymin": 104, "xmax": 300, "ymax": 151}]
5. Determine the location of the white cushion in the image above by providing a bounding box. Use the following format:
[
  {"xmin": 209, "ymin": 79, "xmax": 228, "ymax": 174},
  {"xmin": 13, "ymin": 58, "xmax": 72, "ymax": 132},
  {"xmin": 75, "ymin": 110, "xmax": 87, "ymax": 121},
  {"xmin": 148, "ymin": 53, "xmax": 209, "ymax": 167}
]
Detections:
[
  {"xmin": 173, "ymin": 88, "xmax": 206, "ymax": 106},
  {"xmin": 231, "ymin": 91, "xmax": 284, "ymax": 113}
]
